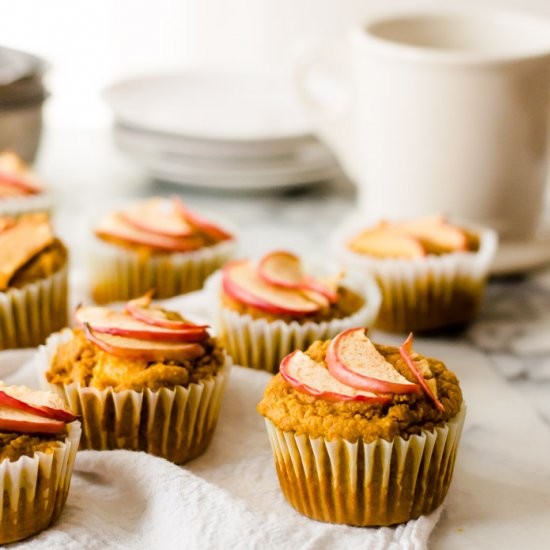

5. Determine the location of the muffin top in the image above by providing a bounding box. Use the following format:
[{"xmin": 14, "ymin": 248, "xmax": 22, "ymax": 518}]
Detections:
[
  {"xmin": 0, "ymin": 151, "xmax": 43, "ymax": 200},
  {"xmin": 95, "ymin": 196, "xmax": 233, "ymax": 255},
  {"xmin": 47, "ymin": 292, "xmax": 226, "ymax": 392},
  {"xmin": 0, "ymin": 381, "xmax": 76, "ymax": 463},
  {"xmin": 221, "ymin": 251, "xmax": 364, "ymax": 323},
  {"xmin": 0, "ymin": 213, "xmax": 67, "ymax": 291},
  {"xmin": 347, "ymin": 215, "xmax": 479, "ymax": 259},
  {"xmin": 257, "ymin": 328, "xmax": 462, "ymax": 443}
]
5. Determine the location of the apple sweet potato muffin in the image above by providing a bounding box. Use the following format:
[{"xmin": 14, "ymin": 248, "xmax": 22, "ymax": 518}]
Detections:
[
  {"xmin": 0, "ymin": 382, "xmax": 80, "ymax": 544},
  {"xmin": 39, "ymin": 294, "xmax": 231, "ymax": 464},
  {"xmin": 258, "ymin": 328, "xmax": 465, "ymax": 527},
  {"xmin": 212, "ymin": 250, "xmax": 382, "ymax": 373},
  {"xmin": 91, "ymin": 196, "xmax": 237, "ymax": 304},
  {"xmin": 332, "ymin": 215, "xmax": 497, "ymax": 333},
  {"xmin": 0, "ymin": 151, "xmax": 52, "ymax": 218},
  {"xmin": 0, "ymin": 213, "xmax": 68, "ymax": 350}
]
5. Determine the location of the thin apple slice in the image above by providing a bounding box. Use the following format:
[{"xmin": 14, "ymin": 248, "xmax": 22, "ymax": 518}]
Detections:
[
  {"xmin": 400, "ymin": 334, "xmax": 445, "ymax": 411},
  {"xmin": 125, "ymin": 292, "xmax": 209, "ymax": 330},
  {"xmin": 280, "ymin": 351, "xmax": 390, "ymax": 404},
  {"xmin": 0, "ymin": 404, "xmax": 66, "ymax": 434},
  {"xmin": 119, "ymin": 198, "xmax": 194, "ymax": 238},
  {"xmin": 327, "ymin": 328, "xmax": 419, "ymax": 394},
  {"xmin": 76, "ymin": 306, "xmax": 208, "ymax": 342},
  {"xmin": 223, "ymin": 260, "xmax": 321, "ymax": 316},
  {"xmin": 0, "ymin": 382, "xmax": 77, "ymax": 422},
  {"xmin": 0, "ymin": 216, "xmax": 55, "ymax": 291},
  {"xmin": 83, "ymin": 323, "xmax": 205, "ymax": 362},
  {"xmin": 397, "ymin": 216, "xmax": 467, "ymax": 253},
  {"xmin": 173, "ymin": 197, "xmax": 233, "ymax": 241},
  {"xmin": 96, "ymin": 212, "xmax": 203, "ymax": 252},
  {"xmin": 258, "ymin": 251, "xmax": 338, "ymax": 304},
  {"xmin": 348, "ymin": 226, "xmax": 426, "ymax": 259},
  {"xmin": 0, "ymin": 151, "xmax": 42, "ymax": 195}
]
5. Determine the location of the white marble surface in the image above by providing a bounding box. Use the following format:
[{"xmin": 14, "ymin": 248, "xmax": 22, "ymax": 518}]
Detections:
[{"xmin": 33, "ymin": 126, "xmax": 550, "ymax": 547}]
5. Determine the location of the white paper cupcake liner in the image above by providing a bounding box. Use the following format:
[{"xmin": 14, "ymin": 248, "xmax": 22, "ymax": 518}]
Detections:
[
  {"xmin": 0, "ymin": 264, "xmax": 68, "ymax": 350},
  {"xmin": 330, "ymin": 216, "xmax": 498, "ymax": 332},
  {"xmin": 265, "ymin": 406, "xmax": 465, "ymax": 526},
  {"xmin": 206, "ymin": 270, "xmax": 382, "ymax": 373},
  {"xmin": 0, "ymin": 193, "xmax": 54, "ymax": 218},
  {"xmin": 36, "ymin": 329, "xmax": 232, "ymax": 464},
  {"xmin": 0, "ymin": 420, "xmax": 81, "ymax": 544},
  {"xmin": 90, "ymin": 236, "xmax": 238, "ymax": 305}
]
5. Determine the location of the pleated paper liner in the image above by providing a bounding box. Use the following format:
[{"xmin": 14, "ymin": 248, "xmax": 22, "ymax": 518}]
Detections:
[
  {"xmin": 265, "ymin": 406, "xmax": 465, "ymax": 527},
  {"xmin": 0, "ymin": 193, "xmax": 54, "ymax": 218},
  {"xmin": 37, "ymin": 329, "xmax": 232, "ymax": 464},
  {"xmin": 0, "ymin": 264, "xmax": 68, "ymax": 350},
  {"xmin": 330, "ymin": 218, "xmax": 498, "ymax": 332},
  {"xmin": 206, "ymin": 271, "xmax": 382, "ymax": 374},
  {"xmin": 0, "ymin": 420, "xmax": 81, "ymax": 544},
  {"xmin": 90, "ymin": 236, "xmax": 238, "ymax": 305}
]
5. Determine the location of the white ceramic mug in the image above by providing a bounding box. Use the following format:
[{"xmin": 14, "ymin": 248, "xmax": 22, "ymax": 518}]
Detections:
[{"xmin": 296, "ymin": 8, "xmax": 550, "ymax": 240}]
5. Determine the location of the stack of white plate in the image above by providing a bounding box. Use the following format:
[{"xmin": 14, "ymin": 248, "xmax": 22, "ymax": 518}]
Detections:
[{"xmin": 104, "ymin": 73, "xmax": 342, "ymax": 190}]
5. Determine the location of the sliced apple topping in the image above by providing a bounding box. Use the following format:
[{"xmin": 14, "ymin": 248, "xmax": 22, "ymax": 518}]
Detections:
[
  {"xmin": 76, "ymin": 306, "xmax": 209, "ymax": 342},
  {"xmin": 0, "ymin": 215, "xmax": 55, "ymax": 290},
  {"xmin": 125, "ymin": 291, "xmax": 209, "ymax": 330},
  {"xmin": 258, "ymin": 250, "xmax": 339, "ymax": 304},
  {"xmin": 348, "ymin": 226, "xmax": 426, "ymax": 259},
  {"xmin": 0, "ymin": 151, "xmax": 42, "ymax": 195},
  {"xmin": 119, "ymin": 198, "xmax": 194, "ymax": 238},
  {"xmin": 0, "ymin": 382, "xmax": 77, "ymax": 422},
  {"xmin": 400, "ymin": 334, "xmax": 445, "ymax": 411},
  {"xmin": 83, "ymin": 323, "xmax": 205, "ymax": 362},
  {"xmin": 0, "ymin": 405, "xmax": 67, "ymax": 435},
  {"xmin": 173, "ymin": 197, "xmax": 233, "ymax": 241},
  {"xmin": 280, "ymin": 351, "xmax": 390, "ymax": 404},
  {"xmin": 223, "ymin": 260, "xmax": 323, "ymax": 316},
  {"xmin": 96, "ymin": 212, "xmax": 203, "ymax": 252},
  {"xmin": 397, "ymin": 216, "xmax": 467, "ymax": 254},
  {"xmin": 326, "ymin": 328, "xmax": 419, "ymax": 394}
]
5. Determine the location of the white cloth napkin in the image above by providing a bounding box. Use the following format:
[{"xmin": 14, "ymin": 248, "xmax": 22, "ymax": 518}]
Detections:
[{"xmin": 6, "ymin": 364, "xmax": 440, "ymax": 550}]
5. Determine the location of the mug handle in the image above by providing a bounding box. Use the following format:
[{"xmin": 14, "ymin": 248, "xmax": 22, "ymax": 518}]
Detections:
[{"xmin": 294, "ymin": 39, "xmax": 357, "ymax": 178}]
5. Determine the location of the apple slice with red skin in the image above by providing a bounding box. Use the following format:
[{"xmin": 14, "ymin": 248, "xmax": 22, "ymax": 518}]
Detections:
[
  {"xmin": 280, "ymin": 350, "xmax": 390, "ymax": 404},
  {"xmin": 0, "ymin": 404, "xmax": 66, "ymax": 434},
  {"xmin": 0, "ymin": 383, "xmax": 77, "ymax": 423},
  {"xmin": 327, "ymin": 328, "xmax": 420, "ymax": 394},
  {"xmin": 0, "ymin": 151, "xmax": 42, "ymax": 195},
  {"xmin": 96, "ymin": 213, "xmax": 203, "ymax": 252},
  {"xmin": 83, "ymin": 323, "xmax": 205, "ymax": 361},
  {"xmin": 76, "ymin": 306, "xmax": 209, "ymax": 342},
  {"xmin": 173, "ymin": 197, "xmax": 233, "ymax": 241},
  {"xmin": 348, "ymin": 226, "xmax": 426, "ymax": 259},
  {"xmin": 397, "ymin": 216, "xmax": 467, "ymax": 254},
  {"xmin": 222, "ymin": 260, "xmax": 322, "ymax": 316},
  {"xmin": 258, "ymin": 251, "xmax": 339, "ymax": 304},
  {"xmin": 125, "ymin": 291, "xmax": 209, "ymax": 331},
  {"xmin": 399, "ymin": 334, "xmax": 445, "ymax": 411},
  {"xmin": 119, "ymin": 198, "xmax": 194, "ymax": 238}
]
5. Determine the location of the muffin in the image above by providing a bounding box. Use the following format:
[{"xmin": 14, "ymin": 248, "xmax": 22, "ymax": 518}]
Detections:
[
  {"xmin": 331, "ymin": 214, "xmax": 497, "ymax": 332},
  {"xmin": 258, "ymin": 327, "xmax": 465, "ymax": 526},
  {"xmin": 0, "ymin": 213, "xmax": 68, "ymax": 350},
  {"xmin": 0, "ymin": 151, "xmax": 52, "ymax": 217},
  {"xmin": 90, "ymin": 196, "xmax": 237, "ymax": 304},
  {"xmin": 37, "ymin": 293, "xmax": 231, "ymax": 464},
  {"xmin": 0, "ymin": 382, "xmax": 81, "ymax": 544},
  {"xmin": 208, "ymin": 250, "xmax": 381, "ymax": 373}
]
